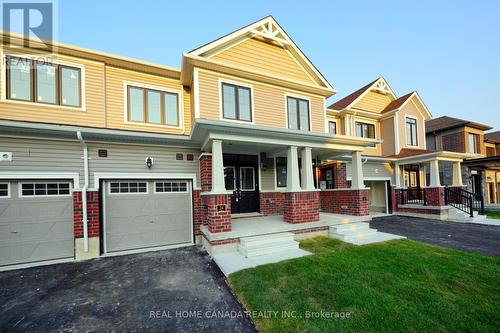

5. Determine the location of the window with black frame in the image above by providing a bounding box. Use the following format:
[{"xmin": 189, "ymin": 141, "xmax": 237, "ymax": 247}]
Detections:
[
  {"xmin": 355, "ymin": 121, "xmax": 375, "ymax": 138},
  {"xmin": 406, "ymin": 117, "xmax": 418, "ymax": 146},
  {"xmin": 221, "ymin": 83, "xmax": 252, "ymax": 122},
  {"xmin": 287, "ymin": 96, "xmax": 310, "ymax": 131}
]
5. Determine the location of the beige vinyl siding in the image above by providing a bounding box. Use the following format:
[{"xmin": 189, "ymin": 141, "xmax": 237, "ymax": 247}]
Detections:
[
  {"xmin": 352, "ymin": 91, "xmax": 392, "ymax": 113},
  {"xmin": 211, "ymin": 37, "xmax": 314, "ymax": 85},
  {"xmin": 0, "ymin": 51, "xmax": 105, "ymax": 128},
  {"xmin": 0, "ymin": 136, "xmax": 201, "ymax": 188},
  {"xmin": 197, "ymin": 69, "xmax": 325, "ymax": 133},
  {"xmin": 398, "ymin": 99, "xmax": 426, "ymax": 151},
  {"xmin": 105, "ymin": 66, "xmax": 190, "ymax": 135},
  {"xmin": 0, "ymin": 137, "xmax": 85, "ymax": 184},
  {"xmin": 347, "ymin": 162, "xmax": 393, "ymax": 180},
  {"xmin": 380, "ymin": 117, "xmax": 395, "ymax": 156},
  {"xmin": 260, "ymin": 161, "xmax": 276, "ymax": 191}
]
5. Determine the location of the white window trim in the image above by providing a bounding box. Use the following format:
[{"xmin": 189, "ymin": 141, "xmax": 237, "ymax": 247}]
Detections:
[
  {"xmin": 0, "ymin": 52, "xmax": 87, "ymax": 111},
  {"xmin": 107, "ymin": 181, "xmax": 149, "ymax": 195},
  {"xmin": 154, "ymin": 181, "xmax": 190, "ymax": 194},
  {"xmin": 239, "ymin": 166, "xmax": 256, "ymax": 191},
  {"xmin": 284, "ymin": 92, "xmax": 312, "ymax": 132},
  {"xmin": 122, "ymin": 81, "xmax": 184, "ymax": 130},
  {"xmin": 218, "ymin": 78, "xmax": 255, "ymax": 124},
  {"xmin": 405, "ymin": 116, "xmax": 419, "ymax": 147},
  {"xmin": 0, "ymin": 182, "xmax": 10, "ymax": 198},
  {"xmin": 328, "ymin": 120, "xmax": 338, "ymax": 135},
  {"xmin": 18, "ymin": 181, "xmax": 73, "ymax": 198}
]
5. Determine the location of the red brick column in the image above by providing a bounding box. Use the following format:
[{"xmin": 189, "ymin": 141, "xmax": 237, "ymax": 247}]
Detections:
[
  {"xmin": 425, "ymin": 187, "xmax": 446, "ymax": 206},
  {"xmin": 319, "ymin": 189, "xmax": 370, "ymax": 216},
  {"xmin": 199, "ymin": 154, "xmax": 212, "ymax": 192},
  {"xmin": 333, "ymin": 163, "xmax": 347, "ymax": 189},
  {"xmin": 259, "ymin": 192, "xmax": 285, "ymax": 216},
  {"xmin": 203, "ymin": 194, "xmax": 232, "ymax": 233},
  {"xmin": 73, "ymin": 191, "xmax": 100, "ymax": 238},
  {"xmin": 283, "ymin": 191, "xmax": 320, "ymax": 223},
  {"xmin": 192, "ymin": 190, "xmax": 205, "ymax": 235}
]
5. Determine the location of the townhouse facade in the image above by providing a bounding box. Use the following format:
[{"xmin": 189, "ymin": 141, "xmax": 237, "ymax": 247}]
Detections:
[
  {"xmin": 425, "ymin": 116, "xmax": 500, "ymax": 205},
  {"xmin": 0, "ymin": 16, "xmax": 486, "ymax": 269}
]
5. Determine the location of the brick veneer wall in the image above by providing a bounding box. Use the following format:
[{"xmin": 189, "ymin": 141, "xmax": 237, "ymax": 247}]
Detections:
[
  {"xmin": 283, "ymin": 191, "xmax": 320, "ymax": 223},
  {"xmin": 73, "ymin": 191, "xmax": 100, "ymax": 238},
  {"xmin": 193, "ymin": 190, "xmax": 205, "ymax": 236},
  {"xmin": 199, "ymin": 154, "xmax": 212, "ymax": 192},
  {"xmin": 204, "ymin": 194, "xmax": 232, "ymax": 233},
  {"xmin": 442, "ymin": 132, "xmax": 465, "ymax": 153},
  {"xmin": 425, "ymin": 187, "xmax": 446, "ymax": 206},
  {"xmin": 320, "ymin": 189, "xmax": 370, "ymax": 216},
  {"xmin": 259, "ymin": 192, "xmax": 285, "ymax": 216},
  {"xmin": 333, "ymin": 163, "xmax": 347, "ymax": 189}
]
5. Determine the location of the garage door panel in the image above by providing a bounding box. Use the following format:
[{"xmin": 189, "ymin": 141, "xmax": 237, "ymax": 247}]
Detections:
[
  {"xmin": 105, "ymin": 180, "xmax": 192, "ymax": 253},
  {"xmin": 0, "ymin": 182, "xmax": 74, "ymax": 266}
]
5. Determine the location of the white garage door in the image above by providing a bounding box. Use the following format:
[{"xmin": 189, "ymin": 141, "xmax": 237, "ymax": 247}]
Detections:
[
  {"xmin": 0, "ymin": 181, "xmax": 74, "ymax": 266},
  {"xmin": 104, "ymin": 180, "xmax": 193, "ymax": 253}
]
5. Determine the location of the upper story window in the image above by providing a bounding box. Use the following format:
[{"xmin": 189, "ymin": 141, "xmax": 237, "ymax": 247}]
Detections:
[
  {"xmin": 127, "ymin": 86, "xmax": 179, "ymax": 126},
  {"xmin": 468, "ymin": 133, "xmax": 479, "ymax": 154},
  {"xmin": 328, "ymin": 121, "xmax": 337, "ymax": 135},
  {"xmin": 287, "ymin": 96, "xmax": 310, "ymax": 131},
  {"xmin": 406, "ymin": 117, "xmax": 418, "ymax": 146},
  {"xmin": 6, "ymin": 56, "xmax": 81, "ymax": 107},
  {"xmin": 221, "ymin": 82, "xmax": 252, "ymax": 122},
  {"xmin": 355, "ymin": 121, "xmax": 375, "ymax": 139}
]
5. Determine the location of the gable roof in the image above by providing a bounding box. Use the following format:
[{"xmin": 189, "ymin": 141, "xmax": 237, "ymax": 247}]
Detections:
[
  {"xmin": 327, "ymin": 78, "xmax": 379, "ymax": 110},
  {"xmin": 485, "ymin": 130, "xmax": 500, "ymax": 143},
  {"xmin": 381, "ymin": 92, "xmax": 414, "ymax": 113},
  {"xmin": 425, "ymin": 116, "xmax": 492, "ymax": 134},
  {"xmin": 186, "ymin": 16, "xmax": 333, "ymax": 90}
]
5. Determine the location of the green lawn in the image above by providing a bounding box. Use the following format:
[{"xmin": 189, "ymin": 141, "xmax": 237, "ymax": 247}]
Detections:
[
  {"xmin": 228, "ymin": 238, "xmax": 500, "ymax": 333},
  {"xmin": 485, "ymin": 210, "xmax": 500, "ymax": 219}
]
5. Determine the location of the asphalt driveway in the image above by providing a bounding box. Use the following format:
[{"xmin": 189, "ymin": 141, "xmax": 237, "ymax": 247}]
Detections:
[
  {"xmin": 0, "ymin": 246, "xmax": 255, "ymax": 332},
  {"xmin": 371, "ymin": 215, "xmax": 500, "ymax": 257}
]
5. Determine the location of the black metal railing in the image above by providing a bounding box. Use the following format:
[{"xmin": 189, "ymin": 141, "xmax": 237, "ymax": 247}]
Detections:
[
  {"xmin": 444, "ymin": 187, "xmax": 485, "ymax": 217},
  {"xmin": 398, "ymin": 188, "xmax": 427, "ymax": 206}
]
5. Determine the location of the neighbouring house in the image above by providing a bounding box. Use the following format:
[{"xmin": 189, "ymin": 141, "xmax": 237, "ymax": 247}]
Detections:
[
  {"xmin": 0, "ymin": 16, "xmax": 383, "ymax": 268},
  {"xmin": 321, "ymin": 79, "xmax": 474, "ymax": 219},
  {"xmin": 425, "ymin": 117, "xmax": 500, "ymax": 206}
]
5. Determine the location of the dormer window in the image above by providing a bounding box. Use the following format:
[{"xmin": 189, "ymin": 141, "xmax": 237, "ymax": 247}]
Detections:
[{"xmin": 406, "ymin": 117, "xmax": 418, "ymax": 146}]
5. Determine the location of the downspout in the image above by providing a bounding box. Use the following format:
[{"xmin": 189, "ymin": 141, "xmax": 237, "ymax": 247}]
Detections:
[
  {"xmin": 77, "ymin": 131, "xmax": 89, "ymax": 252},
  {"xmin": 496, "ymin": 171, "xmax": 500, "ymax": 204}
]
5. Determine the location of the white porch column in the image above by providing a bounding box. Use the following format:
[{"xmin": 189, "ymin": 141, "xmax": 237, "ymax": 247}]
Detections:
[
  {"xmin": 429, "ymin": 159, "xmax": 441, "ymax": 187},
  {"xmin": 211, "ymin": 139, "xmax": 226, "ymax": 193},
  {"xmin": 394, "ymin": 163, "xmax": 401, "ymax": 188},
  {"xmin": 301, "ymin": 147, "xmax": 315, "ymax": 191},
  {"xmin": 452, "ymin": 161, "xmax": 464, "ymax": 186},
  {"xmin": 286, "ymin": 146, "xmax": 301, "ymax": 192},
  {"xmin": 351, "ymin": 151, "xmax": 365, "ymax": 189}
]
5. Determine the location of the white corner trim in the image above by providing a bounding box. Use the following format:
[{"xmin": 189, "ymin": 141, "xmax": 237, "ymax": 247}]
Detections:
[
  {"xmin": 193, "ymin": 68, "xmax": 200, "ymax": 119},
  {"xmin": 0, "ymin": 172, "xmax": 80, "ymax": 188},
  {"xmin": 93, "ymin": 172, "xmax": 198, "ymax": 189}
]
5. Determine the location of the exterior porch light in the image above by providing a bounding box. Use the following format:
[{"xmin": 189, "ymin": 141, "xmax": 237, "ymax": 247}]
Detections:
[{"xmin": 145, "ymin": 157, "xmax": 154, "ymax": 169}]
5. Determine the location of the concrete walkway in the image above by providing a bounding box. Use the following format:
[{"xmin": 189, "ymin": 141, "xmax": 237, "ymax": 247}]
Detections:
[{"xmin": 371, "ymin": 215, "xmax": 500, "ymax": 257}]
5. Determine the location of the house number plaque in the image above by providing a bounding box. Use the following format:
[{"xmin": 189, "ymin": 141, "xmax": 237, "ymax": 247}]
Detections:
[{"xmin": 217, "ymin": 204, "xmax": 227, "ymax": 213}]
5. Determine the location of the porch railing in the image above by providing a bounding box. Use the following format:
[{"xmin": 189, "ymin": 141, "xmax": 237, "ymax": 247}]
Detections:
[
  {"xmin": 444, "ymin": 187, "xmax": 485, "ymax": 217},
  {"xmin": 398, "ymin": 188, "xmax": 426, "ymax": 206}
]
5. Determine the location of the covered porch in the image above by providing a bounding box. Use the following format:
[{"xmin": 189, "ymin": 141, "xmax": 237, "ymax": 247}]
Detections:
[{"xmin": 191, "ymin": 119, "xmax": 381, "ymax": 250}]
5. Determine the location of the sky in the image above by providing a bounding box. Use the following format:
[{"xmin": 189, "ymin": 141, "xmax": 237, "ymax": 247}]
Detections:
[{"xmin": 54, "ymin": 0, "xmax": 500, "ymax": 130}]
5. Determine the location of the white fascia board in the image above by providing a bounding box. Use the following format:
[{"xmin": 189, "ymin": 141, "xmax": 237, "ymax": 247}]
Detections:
[{"xmin": 0, "ymin": 172, "xmax": 80, "ymax": 188}]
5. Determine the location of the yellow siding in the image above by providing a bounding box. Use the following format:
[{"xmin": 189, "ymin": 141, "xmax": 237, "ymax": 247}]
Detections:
[
  {"xmin": 398, "ymin": 99, "xmax": 427, "ymax": 151},
  {"xmin": 197, "ymin": 69, "xmax": 325, "ymax": 133},
  {"xmin": 0, "ymin": 51, "xmax": 106, "ymax": 127},
  {"xmin": 380, "ymin": 117, "xmax": 395, "ymax": 156},
  {"xmin": 105, "ymin": 66, "xmax": 190, "ymax": 135},
  {"xmin": 352, "ymin": 91, "xmax": 392, "ymax": 113},
  {"xmin": 211, "ymin": 38, "xmax": 315, "ymax": 85},
  {"xmin": 352, "ymin": 116, "xmax": 382, "ymax": 156}
]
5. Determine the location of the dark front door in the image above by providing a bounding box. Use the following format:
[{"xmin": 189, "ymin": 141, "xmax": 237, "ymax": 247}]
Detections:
[{"xmin": 223, "ymin": 154, "xmax": 260, "ymax": 214}]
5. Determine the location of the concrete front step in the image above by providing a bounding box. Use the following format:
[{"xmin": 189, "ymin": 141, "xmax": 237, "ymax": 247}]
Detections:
[
  {"xmin": 238, "ymin": 232, "xmax": 299, "ymax": 258},
  {"xmin": 329, "ymin": 229, "xmax": 379, "ymax": 241},
  {"xmin": 330, "ymin": 222, "xmax": 374, "ymax": 234}
]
